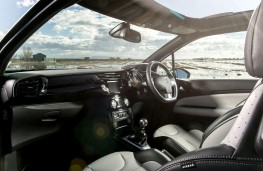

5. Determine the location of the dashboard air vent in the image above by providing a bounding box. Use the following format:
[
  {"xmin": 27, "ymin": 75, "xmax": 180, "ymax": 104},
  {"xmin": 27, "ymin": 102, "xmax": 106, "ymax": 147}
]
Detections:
[
  {"xmin": 96, "ymin": 73, "xmax": 125, "ymax": 80},
  {"xmin": 15, "ymin": 77, "xmax": 48, "ymax": 97}
]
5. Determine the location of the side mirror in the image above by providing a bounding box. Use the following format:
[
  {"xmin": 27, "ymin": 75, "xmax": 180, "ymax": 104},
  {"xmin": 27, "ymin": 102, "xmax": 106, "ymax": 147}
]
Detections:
[
  {"xmin": 109, "ymin": 22, "xmax": 141, "ymax": 43},
  {"xmin": 174, "ymin": 68, "xmax": 190, "ymax": 79}
]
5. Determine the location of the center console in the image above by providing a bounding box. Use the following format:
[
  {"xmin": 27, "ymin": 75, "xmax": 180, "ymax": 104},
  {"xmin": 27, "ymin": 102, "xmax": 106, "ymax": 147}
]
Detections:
[
  {"xmin": 109, "ymin": 95, "xmax": 150, "ymax": 150},
  {"xmin": 109, "ymin": 95, "xmax": 133, "ymax": 130},
  {"xmin": 106, "ymin": 79, "xmax": 150, "ymax": 150}
]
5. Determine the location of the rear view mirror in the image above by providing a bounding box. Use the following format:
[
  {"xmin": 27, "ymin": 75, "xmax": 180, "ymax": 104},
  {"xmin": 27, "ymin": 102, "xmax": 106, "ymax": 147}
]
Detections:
[
  {"xmin": 109, "ymin": 22, "xmax": 141, "ymax": 43},
  {"xmin": 174, "ymin": 68, "xmax": 190, "ymax": 79}
]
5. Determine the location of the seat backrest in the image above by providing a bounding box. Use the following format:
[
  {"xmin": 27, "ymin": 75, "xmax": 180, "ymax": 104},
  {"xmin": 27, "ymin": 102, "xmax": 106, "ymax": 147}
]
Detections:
[
  {"xmin": 200, "ymin": 105, "xmax": 241, "ymax": 148},
  {"xmin": 200, "ymin": 79, "xmax": 262, "ymax": 149}
]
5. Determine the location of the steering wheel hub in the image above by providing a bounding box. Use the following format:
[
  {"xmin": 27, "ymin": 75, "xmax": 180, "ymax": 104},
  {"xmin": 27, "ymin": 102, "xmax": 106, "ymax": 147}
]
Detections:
[{"xmin": 146, "ymin": 61, "xmax": 178, "ymax": 103}]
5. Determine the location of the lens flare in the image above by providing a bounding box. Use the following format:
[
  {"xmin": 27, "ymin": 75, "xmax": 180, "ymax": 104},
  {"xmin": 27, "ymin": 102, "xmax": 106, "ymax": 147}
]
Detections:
[
  {"xmin": 93, "ymin": 123, "xmax": 109, "ymax": 139},
  {"xmin": 69, "ymin": 158, "xmax": 86, "ymax": 171}
]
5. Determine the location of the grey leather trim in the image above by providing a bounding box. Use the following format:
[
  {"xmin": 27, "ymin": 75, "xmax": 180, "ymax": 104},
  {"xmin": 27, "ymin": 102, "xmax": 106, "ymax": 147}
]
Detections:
[
  {"xmin": 142, "ymin": 161, "xmax": 162, "ymax": 171},
  {"xmin": 84, "ymin": 152, "xmax": 147, "ymax": 171},
  {"xmin": 189, "ymin": 129, "xmax": 203, "ymax": 140},
  {"xmin": 154, "ymin": 125, "xmax": 201, "ymax": 152},
  {"xmin": 202, "ymin": 116, "xmax": 237, "ymax": 148}
]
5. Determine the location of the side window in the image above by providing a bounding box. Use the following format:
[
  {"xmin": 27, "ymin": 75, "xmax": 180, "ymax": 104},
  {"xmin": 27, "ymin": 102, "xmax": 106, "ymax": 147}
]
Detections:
[{"xmin": 165, "ymin": 32, "xmax": 253, "ymax": 79}]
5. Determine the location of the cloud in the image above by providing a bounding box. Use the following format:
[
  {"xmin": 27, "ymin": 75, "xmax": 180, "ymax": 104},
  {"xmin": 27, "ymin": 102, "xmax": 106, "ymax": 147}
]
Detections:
[
  {"xmin": 176, "ymin": 32, "xmax": 246, "ymax": 59},
  {"xmin": 13, "ymin": 4, "xmax": 247, "ymax": 62},
  {"xmin": 49, "ymin": 7, "xmax": 174, "ymax": 41},
  {"xmin": 15, "ymin": 5, "xmax": 175, "ymax": 59},
  {"xmin": 0, "ymin": 31, "xmax": 5, "ymax": 42},
  {"xmin": 16, "ymin": 0, "xmax": 39, "ymax": 7}
]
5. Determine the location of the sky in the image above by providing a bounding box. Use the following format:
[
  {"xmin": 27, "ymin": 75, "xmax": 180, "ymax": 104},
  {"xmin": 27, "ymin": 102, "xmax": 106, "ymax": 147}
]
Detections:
[
  {"xmin": 156, "ymin": 0, "xmax": 260, "ymax": 18},
  {"xmin": 0, "ymin": 0, "xmax": 261, "ymax": 60}
]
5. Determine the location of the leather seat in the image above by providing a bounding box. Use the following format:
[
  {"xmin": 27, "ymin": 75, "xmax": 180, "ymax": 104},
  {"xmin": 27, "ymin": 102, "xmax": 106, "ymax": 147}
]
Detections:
[
  {"xmin": 83, "ymin": 149, "xmax": 171, "ymax": 171},
  {"xmin": 154, "ymin": 78, "xmax": 262, "ymax": 156},
  {"xmin": 83, "ymin": 1, "xmax": 263, "ymax": 170},
  {"xmin": 153, "ymin": 105, "xmax": 243, "ymax": 155},
  {"xmin": 84, "ymin": 152, "xmax": 147, "ymax": 171}
]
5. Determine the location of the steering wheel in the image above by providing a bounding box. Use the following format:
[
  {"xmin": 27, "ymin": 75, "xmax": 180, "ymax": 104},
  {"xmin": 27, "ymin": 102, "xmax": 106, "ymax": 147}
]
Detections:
[{"xmin": 146, "ymin": 61, "xmax": 178, "ymax": 103}]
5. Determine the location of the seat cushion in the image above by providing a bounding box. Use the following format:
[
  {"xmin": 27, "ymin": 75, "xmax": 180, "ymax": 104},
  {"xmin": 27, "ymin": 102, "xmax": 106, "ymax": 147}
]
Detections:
[
  {"xmin": 83, "ymin": 149, "xmax": 170, "ymax": 171},
  {"xmin": 84, "ymin": 152, "xmax": 147, "ymax": 171},
  {"xmin": 153, "ymin": 124, "xmax": 202, "ymax": 153}
]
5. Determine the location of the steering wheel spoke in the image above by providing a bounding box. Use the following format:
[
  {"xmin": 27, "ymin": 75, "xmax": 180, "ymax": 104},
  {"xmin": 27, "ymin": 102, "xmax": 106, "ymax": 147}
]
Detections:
[
  {"xmin": 146, "ymin": 61, "xmax": 178, "ymax": 103},
  {"xmin": 171, "ymin": 80, "xmax": 176, "ymax": 86},
  {"xmin": 164, "ymin": 93, "xmax": 172, "ymax": 98}
]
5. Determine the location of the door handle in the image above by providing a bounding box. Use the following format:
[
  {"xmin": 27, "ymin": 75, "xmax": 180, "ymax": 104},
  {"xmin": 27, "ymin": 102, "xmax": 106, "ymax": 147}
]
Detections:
[{"xmin": 41, "ymin": 111, "xmax": 61, "ymax": 122}]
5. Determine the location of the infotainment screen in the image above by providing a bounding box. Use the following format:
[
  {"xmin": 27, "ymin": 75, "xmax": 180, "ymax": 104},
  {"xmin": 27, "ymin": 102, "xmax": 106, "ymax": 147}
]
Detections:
[{"xmin": 107, "ymin": 81, "xmax": 121, "ymax": 93}]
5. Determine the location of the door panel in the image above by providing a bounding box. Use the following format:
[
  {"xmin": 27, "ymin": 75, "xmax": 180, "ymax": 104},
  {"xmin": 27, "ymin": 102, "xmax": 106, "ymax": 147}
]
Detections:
[
  {"xmin": 174, "ymin": 93, "xmax": 249, "ymax": 117},
  {"xmin": 188, "ymin": 79, "xmax": 258, "ymax": 94},
  {"xmin": 12, "ymin": 102, "xmax": 83, "ymax": 149},
  {"xmin": 172, "ymin": 79, "xmax": 257, "ymax": 129}
]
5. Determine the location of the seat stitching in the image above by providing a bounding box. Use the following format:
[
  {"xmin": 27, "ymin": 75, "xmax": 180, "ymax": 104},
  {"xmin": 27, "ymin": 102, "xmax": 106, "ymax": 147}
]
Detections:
[
  {"xmin": 161, "ymin": 155, "xmax": 263, "ymax": 164},
  {"xmin": 196, "ymin": 160, "xmax": 263, "ymax": 166},
  {"xmin": 158, "ymin": 159, "xmax": 263, "ymax": 171}
]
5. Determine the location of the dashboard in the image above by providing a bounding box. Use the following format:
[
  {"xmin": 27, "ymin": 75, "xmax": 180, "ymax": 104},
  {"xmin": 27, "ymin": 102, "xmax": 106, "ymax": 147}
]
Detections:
[
  {"xmin": 0, "ymin": 63, "xmax": 193, "ymax": 153},
  {"xmin": 1, "ymin": 64, "xmax": 154, "ymax": 150},
  {"xmin": 2, "ymin": 64, "xmax": 151, "ymax": 106}
]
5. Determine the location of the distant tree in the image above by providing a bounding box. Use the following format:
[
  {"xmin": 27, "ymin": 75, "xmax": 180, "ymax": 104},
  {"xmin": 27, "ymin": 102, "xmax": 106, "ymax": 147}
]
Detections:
[{"xmin": 19, "ymin": 47, "xmax": 33, "ymax": 61}]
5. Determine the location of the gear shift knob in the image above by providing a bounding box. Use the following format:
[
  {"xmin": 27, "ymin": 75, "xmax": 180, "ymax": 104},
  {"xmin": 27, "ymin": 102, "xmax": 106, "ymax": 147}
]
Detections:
[
  {"xmin": 128, "ymin": 118, "xmax": 149, "ymax": 147},
  {"xmin": 139, "ymin": 118, "xmax": 148, "ymax": 128}
]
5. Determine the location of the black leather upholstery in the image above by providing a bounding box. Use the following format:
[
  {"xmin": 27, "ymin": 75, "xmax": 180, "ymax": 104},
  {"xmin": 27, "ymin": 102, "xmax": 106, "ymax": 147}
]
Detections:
[{"xmin": 255, "ymin": 112, "xmax": 263, "ymax": 157}]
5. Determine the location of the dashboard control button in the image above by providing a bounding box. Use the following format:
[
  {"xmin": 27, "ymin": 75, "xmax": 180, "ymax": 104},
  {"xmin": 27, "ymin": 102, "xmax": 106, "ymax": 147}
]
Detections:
[
  {"xmin": 124, "ymin": 98, "xmax": 130, "ymax": 107},
  {"xmin": 111, "ymin": 100, "xmax": 118, "ymax": 109}
]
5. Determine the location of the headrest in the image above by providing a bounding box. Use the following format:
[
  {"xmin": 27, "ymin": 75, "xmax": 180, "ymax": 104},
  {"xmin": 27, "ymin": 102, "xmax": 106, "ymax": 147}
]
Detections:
[{"xmin": 245, "ymin": 2, "xmax": 263, "ymax": 78}]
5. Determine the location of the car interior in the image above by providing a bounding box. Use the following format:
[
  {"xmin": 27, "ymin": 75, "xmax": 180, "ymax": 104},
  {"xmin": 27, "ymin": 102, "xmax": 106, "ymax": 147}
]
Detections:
[{"xmin": 1, "ymin": 0, "xmax": 263, "ymax": 171}]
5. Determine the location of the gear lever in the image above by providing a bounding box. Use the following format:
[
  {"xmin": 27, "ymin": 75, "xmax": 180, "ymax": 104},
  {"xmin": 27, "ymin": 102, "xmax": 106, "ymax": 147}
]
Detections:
[
  {"xmin": 139, "ymin": 118, "xmax": 148, "ymax": 128},
  {"xmin": 134, "ymin": 118, "xmax": 148, "ymax": 146}
]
